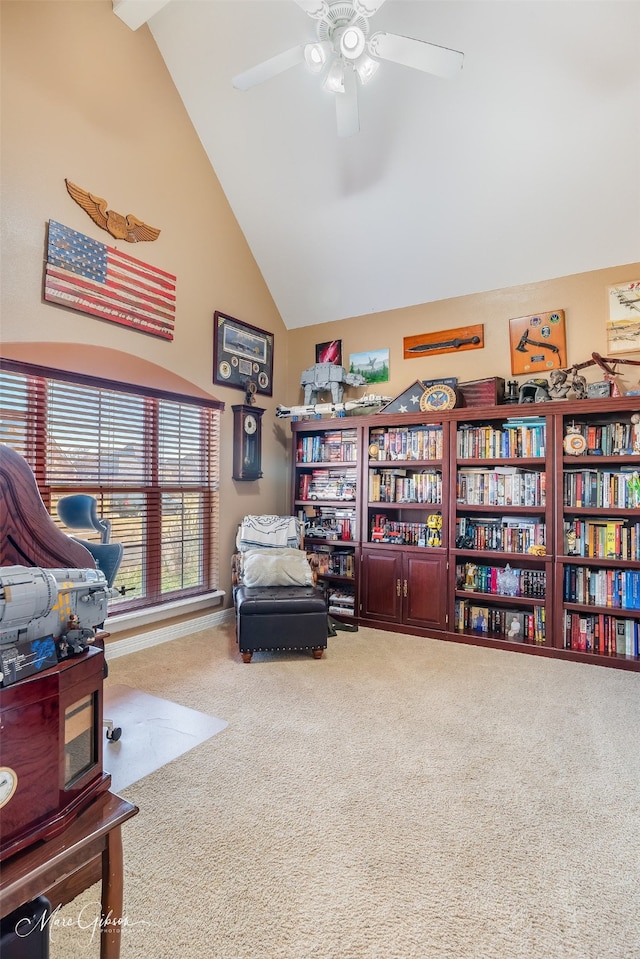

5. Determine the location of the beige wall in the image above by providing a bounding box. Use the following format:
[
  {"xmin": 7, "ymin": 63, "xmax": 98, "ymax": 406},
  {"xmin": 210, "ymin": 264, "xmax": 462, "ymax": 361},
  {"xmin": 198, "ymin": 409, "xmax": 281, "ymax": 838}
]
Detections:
[
  {"xmin": 286, "ymin": 265, "xmax": 640, "ymax": 408},
  {"xmin": 2, "ymin": 1, "xmax": 639, "ymax": 612},
  {"xmin": 0, "ymin": 0, "xmax": 291, "ymax": 599}
]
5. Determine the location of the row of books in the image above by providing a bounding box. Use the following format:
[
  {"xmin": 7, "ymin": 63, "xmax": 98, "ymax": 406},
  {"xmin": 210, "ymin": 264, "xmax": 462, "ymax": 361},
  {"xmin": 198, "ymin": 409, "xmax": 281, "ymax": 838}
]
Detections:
[
  {"xmin": 563, "ymin": 519, "xmax": 640, "ymax": 560},
  {"xmin": 296, "ymin": 430, "xmax": 358, "ymax": 464},
  {"xmin": 457, "ymin": 467, "xmax": 545, "ymax": 507},
  {"xmin": 563, "ymin": 469, "xmax": 640, "ymax": 509},
  {"xmin": 455, "ymin": 516, "xmax": 546, "ymax": 553},
  {"xmin": 456, "ymin": 419, "xmax": 546, "ymax": 459},
  {"xmin": 563, "ymin": 421, "xmax": 640, "ymax": 456},
  {"xmin": 454, "ymin": 599, "xmax": 546, "ymax": 643},
  {"xmin": 368, "ymin": 469, "xmax": 442, "ymax": 504},
  {"xmin": 316, "ymin": 549, "xmax": 355, "ymax": 578},
  {"xmin": 456, "ymin": 563, "xmax": 547, "ymax": 598},
  {"xmin": 563, "ymin": 565, "xmax": 640, "ymax": 609},
  {"xmin": 328, "ymin": 588, "xmax": 355, "ymax": 617},
  {"xmin": 305, "ymin": 506, "xmax": 356, "ymax": 542},
  {"xmin": 298, "ymin": 468, "xmax": 357, "ymax": 501},
  {"xmin": 369, "ymin": 426, "xmax": 443, "ymax": 462},
  {"xmin": 563, "ymin": 610, "xmax": 639, "ymax": 656},
  {"xmin": 369, "ymin": 515, "xmax": 440, "ymax": 547}
]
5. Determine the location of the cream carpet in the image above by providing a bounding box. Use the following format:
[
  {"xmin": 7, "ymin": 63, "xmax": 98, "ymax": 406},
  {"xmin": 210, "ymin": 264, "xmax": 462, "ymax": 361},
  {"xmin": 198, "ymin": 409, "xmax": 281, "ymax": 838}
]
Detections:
[{"xmin": 51, "ymin": 624, "xmax": 640, "ymax": 959}]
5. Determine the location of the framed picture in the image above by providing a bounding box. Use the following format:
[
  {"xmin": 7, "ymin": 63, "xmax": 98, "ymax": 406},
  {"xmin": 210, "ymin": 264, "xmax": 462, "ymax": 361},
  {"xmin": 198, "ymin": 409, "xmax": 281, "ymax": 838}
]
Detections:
[
  {"xmin": 213, "ymin": 311, "xmax": 274, "ymax": 396},
  {"xmin": 349, "ymin": 348, "xmax": 390, "ymax": 384},
  {"xmin": 315, "ymin": 340, "xmax": 342, "ymax": 365},
  {"xmin": 607, "ymin": 281, "xmax": 640, "ymax": 354},
  {"xmin": 508, "ymin": 310, "xmax": 566, "ymax": 376}
]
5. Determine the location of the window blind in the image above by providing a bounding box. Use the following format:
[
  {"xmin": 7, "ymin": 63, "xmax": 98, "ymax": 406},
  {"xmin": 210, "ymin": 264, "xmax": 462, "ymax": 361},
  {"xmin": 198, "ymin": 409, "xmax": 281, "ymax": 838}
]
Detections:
[{"xmin": 0, "ymin": 362, "xmax": 221, "ymax": 613}]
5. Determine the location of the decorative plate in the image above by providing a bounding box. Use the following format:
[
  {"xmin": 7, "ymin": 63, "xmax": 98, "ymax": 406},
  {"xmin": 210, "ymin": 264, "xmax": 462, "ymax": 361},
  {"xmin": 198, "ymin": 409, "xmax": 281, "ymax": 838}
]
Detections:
[{"xmin": 420, "ymin": 383, "xmax": 457, "ymax": 412}]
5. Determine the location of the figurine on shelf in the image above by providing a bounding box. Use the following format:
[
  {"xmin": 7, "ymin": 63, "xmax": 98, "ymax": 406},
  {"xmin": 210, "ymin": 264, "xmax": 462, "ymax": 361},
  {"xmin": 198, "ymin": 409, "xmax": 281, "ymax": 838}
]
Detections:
[
  {"xmin": 463, "ymin": 563, "xmax": 478, "ymax": 591},
  {"xmin": 427, "ymin": 513, "xmax": 443, "ymax": 547},
  {"xmin": 548, "ymin": 369, "xmax": 571, "ymax": 400},
  {"xmin": 568, "ymin": 367, "xmax": 587, "ymax": 400}
]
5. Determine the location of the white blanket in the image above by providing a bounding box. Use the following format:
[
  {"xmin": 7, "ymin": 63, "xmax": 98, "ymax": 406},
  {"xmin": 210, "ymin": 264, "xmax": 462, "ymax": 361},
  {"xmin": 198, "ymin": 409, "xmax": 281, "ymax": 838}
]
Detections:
[{"xmin": 237, "ymin": 515, "xmax": 301, "ymax": 551}]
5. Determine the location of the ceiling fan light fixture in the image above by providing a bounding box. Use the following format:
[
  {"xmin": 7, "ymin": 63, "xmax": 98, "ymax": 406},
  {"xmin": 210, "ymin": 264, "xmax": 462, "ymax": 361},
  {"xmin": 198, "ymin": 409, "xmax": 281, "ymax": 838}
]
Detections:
[
  {"xmin": 304, "ymin": 41, "xmax": 331, "ymax": 74},
  {"xmin": 355, "ymin": 52, "xmax": 379, "ymax": 85},
  {"xmin": 340, "ymin": 26, "xmax": 365, "ymax": 60},
  {"xmin": 323, "ymin": 58, "xmax": 345, "ymax": 93}
]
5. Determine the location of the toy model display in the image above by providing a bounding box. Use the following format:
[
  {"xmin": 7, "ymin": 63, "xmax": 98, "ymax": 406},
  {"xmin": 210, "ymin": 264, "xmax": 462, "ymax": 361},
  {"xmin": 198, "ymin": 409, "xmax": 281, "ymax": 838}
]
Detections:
[
  {"xmin": 548, "ymin": 369, "xmax": 571, "ymax": 399},
  {"xmin": 300, "ymin": 363, "xmax": 366, "ymax": 405},
  {"xmin": 519, "ymin": 379, "xmax": 551, "ymax": 403},
  {"xmin": 427, "ymin": 513, "xmax": 443, "ymax": 547},
  {"xmin": 276, "ymin": 393, "xmax": 391, "ymax": 418},
  {"xmin": 0, "ymin": 565, "xmax": 116, "ymax": 686}
]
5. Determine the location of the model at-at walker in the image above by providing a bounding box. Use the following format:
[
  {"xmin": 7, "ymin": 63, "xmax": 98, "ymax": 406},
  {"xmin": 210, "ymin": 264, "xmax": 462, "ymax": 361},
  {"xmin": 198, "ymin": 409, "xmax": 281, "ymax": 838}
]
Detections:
[
  {"xmin": 301, "ymin": 363, "xmax": 366, "ymax": 405},
  {"xmin": 276, "ymin": 363, "xmax": 390, "ymax": 418}
]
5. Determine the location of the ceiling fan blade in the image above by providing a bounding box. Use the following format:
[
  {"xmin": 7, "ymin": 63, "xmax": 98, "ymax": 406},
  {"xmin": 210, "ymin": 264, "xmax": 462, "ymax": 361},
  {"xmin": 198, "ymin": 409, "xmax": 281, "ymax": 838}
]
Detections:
[
  {"xmin": 335, "ymin": 68, "xmax": 359, "ymax": 138},
  {"xmin": 293, "ymin": 0, "xmax": 329, "ymax": 18},
  {"xmin": 352, "ymin": 0, "xmax": 388, "ymax": 17},
  {"xmin": 232, "ymin": 45, "xmax": 306, "ymax": 91},
  {"xmin": 369, "ymin": 32, "xmax": 464, "ymax": 79}
]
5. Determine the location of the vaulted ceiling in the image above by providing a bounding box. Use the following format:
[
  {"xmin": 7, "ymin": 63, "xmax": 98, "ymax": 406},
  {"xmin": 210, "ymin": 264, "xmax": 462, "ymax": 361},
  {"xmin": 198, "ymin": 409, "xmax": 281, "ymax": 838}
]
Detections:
[{"xmin": 114, "ymin": 0, "xmax": 640, "ymax": 329}]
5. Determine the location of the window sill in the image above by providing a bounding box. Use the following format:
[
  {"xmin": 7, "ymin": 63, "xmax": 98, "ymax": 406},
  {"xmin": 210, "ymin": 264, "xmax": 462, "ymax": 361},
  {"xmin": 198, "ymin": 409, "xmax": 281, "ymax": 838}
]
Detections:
[{"xmin": 105, "ymin": 590, "xmax": 225, "ymax": 635}]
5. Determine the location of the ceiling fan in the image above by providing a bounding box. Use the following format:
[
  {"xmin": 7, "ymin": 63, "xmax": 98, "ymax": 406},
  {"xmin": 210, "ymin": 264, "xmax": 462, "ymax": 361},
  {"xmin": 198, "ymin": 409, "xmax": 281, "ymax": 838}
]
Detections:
[{"xmin": 232, "ymin": 0, "xmax": 464, "ymax": 138}]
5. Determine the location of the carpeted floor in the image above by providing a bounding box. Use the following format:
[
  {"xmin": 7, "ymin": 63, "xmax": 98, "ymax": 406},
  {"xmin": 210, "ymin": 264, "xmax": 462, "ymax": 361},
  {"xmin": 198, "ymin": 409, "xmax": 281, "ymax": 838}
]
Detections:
[
  {"xmin": 103, "ymin": 684, "xmax": 228, "ymax": 792},
  {"xmin": 48, "ymin": 623, "xmax": 640, "ymax": 958}
]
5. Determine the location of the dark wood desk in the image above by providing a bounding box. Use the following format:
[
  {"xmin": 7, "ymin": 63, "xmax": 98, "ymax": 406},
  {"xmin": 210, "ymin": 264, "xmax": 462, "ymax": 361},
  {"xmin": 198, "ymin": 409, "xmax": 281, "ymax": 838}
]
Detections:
[{"xmin": 0, "ymin": 791, "xmax": 139, "ymax": 959}]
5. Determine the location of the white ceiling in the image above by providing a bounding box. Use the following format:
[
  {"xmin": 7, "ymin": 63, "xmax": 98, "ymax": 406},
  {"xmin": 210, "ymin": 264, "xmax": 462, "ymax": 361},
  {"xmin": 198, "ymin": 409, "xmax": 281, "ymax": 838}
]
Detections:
[{"xmin": 115, "ymin": 0, "xmax": 640, "ymax": 330}]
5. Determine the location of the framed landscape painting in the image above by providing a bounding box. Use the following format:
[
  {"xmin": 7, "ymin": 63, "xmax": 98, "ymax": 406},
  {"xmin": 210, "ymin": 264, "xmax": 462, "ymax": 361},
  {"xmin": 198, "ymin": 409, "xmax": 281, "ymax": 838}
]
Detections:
[{"xmin": 349, "ymin": 348, "xmax": 389, "ymax": 384}]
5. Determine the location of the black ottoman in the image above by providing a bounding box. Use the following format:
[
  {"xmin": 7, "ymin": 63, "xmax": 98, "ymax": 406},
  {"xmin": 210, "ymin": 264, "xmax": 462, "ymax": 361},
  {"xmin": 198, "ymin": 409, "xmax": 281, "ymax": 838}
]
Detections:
[{"xmin": 234, "ymin": 585, "xmax": 328, "ymax": 662}]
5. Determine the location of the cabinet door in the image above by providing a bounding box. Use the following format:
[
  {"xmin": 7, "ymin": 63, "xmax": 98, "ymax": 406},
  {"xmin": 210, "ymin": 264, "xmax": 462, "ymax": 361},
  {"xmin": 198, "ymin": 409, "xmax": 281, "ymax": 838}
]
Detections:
[
  {"xmin": 404, "ymin": 552, "xmax": 447, "ymax": 630},
  {"xmin": 361, "ymin": 548, "xmax": 402, "ymax": 623}
]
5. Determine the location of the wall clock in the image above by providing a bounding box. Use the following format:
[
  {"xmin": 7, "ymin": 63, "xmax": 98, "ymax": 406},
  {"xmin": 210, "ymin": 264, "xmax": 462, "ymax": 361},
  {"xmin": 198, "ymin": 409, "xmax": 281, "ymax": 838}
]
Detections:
[
  {"xmin": 420, "ymin": 383, "xmax": 457, "ymax": 412},
  {"xmin": 232, "ymin": 404, "xmax": 264, "ymax": 481}
]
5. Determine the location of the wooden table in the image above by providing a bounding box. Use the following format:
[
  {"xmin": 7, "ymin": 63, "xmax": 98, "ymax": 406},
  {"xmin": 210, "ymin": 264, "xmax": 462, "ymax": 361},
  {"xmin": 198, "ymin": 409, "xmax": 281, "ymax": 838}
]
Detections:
[{"xmin": 0, "ymin": 791, "xmax": 138, "ymax": 959}]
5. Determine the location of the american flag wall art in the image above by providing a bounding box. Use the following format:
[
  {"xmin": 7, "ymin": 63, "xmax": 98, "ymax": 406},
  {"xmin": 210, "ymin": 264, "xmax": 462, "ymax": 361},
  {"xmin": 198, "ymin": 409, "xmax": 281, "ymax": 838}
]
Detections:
[{"xmin": 44, "ymin": 220, "xmax": 176, "ymax": 340}]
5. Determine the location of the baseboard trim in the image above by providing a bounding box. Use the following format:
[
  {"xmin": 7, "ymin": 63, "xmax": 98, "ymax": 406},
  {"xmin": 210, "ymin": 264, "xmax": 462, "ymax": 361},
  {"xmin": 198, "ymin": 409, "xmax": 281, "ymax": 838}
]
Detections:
[{"xmin": 105, "ymin": 607, "xmax": 235, "ymax": 660}]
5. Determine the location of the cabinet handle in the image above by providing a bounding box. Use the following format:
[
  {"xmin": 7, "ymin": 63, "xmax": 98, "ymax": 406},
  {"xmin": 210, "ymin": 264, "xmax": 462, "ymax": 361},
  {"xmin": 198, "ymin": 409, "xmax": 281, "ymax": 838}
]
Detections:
[
  {"xmin": 403, "ymin": 579, "xmax": 408, "ymax": 597},
  {"xmin": 396, "ymin": 579, "xmax": 401, "ymax": 597}
]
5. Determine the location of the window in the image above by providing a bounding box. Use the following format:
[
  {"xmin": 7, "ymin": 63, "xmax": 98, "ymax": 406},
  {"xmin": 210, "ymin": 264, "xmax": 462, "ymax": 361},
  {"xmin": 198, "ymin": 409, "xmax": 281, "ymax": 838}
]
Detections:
[{"xmin": 0, "ymin": 361, "xmax": 222, "ymax": 613}]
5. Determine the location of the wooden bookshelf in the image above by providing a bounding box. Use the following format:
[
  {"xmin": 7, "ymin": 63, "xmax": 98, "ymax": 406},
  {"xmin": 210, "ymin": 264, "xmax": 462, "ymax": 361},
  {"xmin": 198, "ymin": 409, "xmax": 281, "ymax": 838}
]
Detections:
[{"xmin": 290, "ymin": 396, "xmax": 640, "ymax": 670}]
